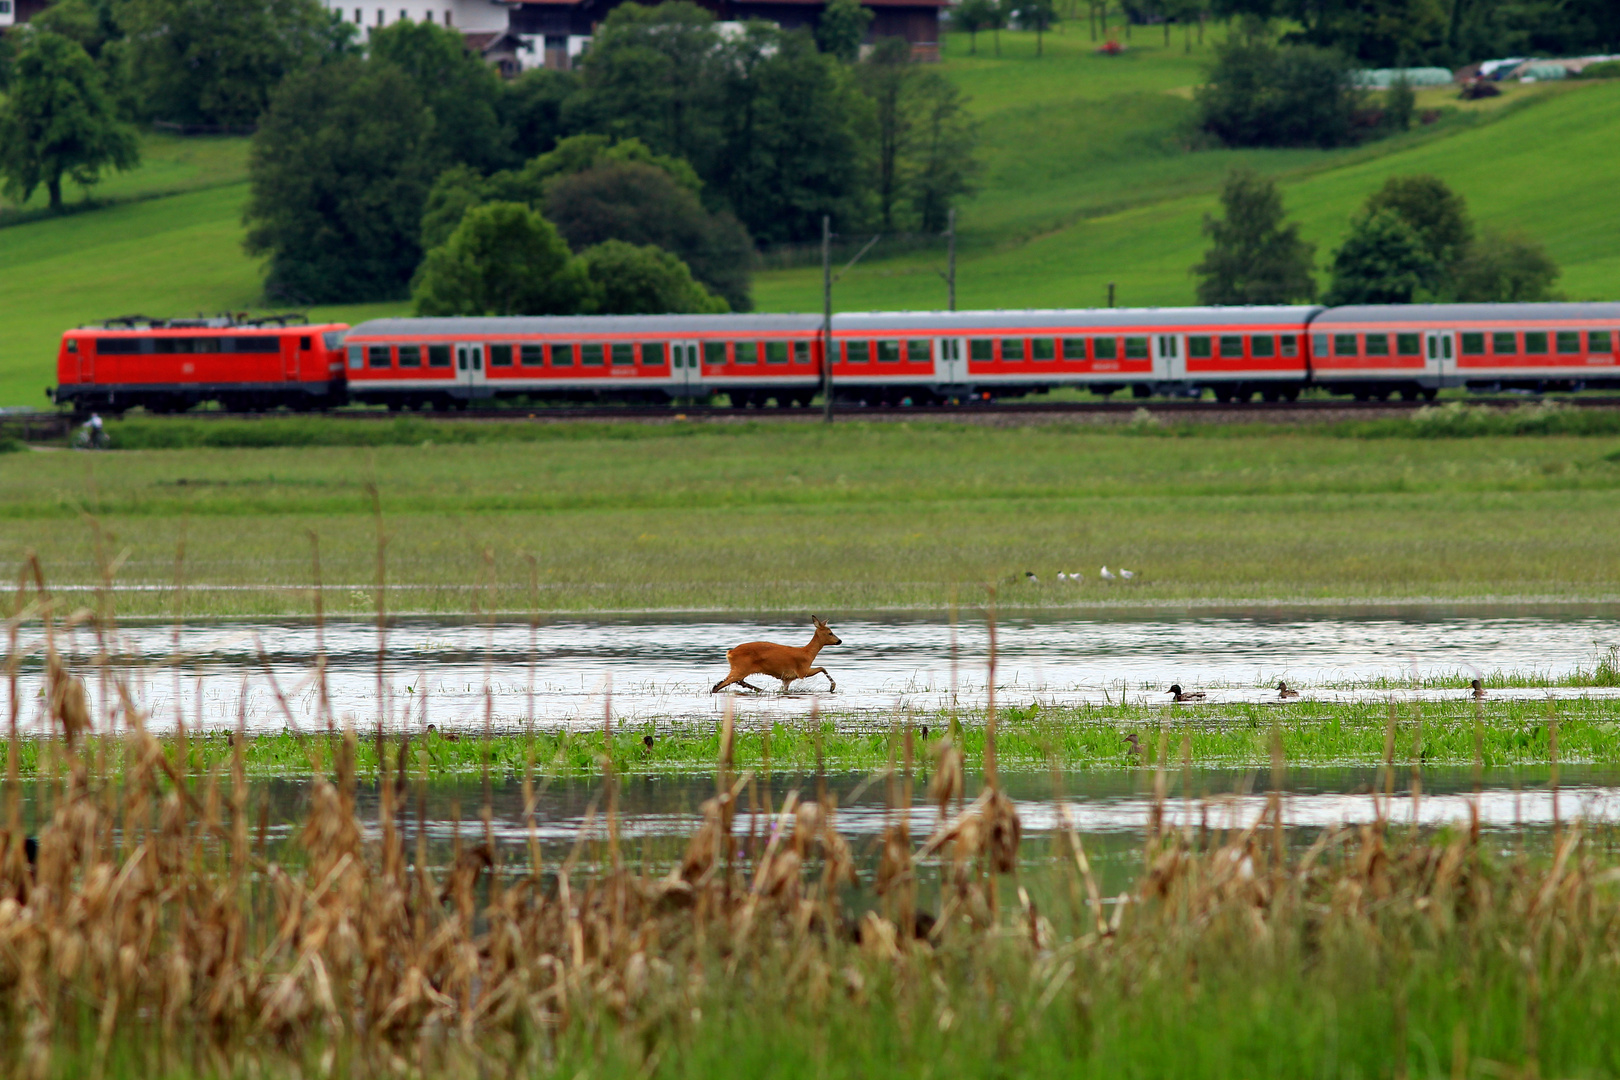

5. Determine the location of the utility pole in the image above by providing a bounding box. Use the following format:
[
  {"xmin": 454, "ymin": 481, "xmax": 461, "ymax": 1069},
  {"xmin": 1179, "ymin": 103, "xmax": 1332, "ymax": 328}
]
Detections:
[
  {"xmin": 1107, "ymin": 281, "xmax": 1115, "ymax": 308},
  {"xmin": 822, "ymin": 215, "xmax": 834, "ymax": 424}
]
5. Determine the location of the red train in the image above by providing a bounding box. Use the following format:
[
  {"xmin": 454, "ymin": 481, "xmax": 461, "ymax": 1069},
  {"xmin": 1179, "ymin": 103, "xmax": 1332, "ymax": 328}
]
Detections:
[
  {"xmin": 52, "ymin": 303, "xmax": 1620, "ymax": 413},
  {"xmin": 53, "ymin": 315, "xmax": 349, "ymax": 413}
]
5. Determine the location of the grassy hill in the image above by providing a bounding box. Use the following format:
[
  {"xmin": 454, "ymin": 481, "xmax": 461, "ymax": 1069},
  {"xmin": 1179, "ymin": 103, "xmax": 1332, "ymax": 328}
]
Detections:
[{"xmin": 2, "ymin": 28, "xmax": 1617, "ymax": 406}]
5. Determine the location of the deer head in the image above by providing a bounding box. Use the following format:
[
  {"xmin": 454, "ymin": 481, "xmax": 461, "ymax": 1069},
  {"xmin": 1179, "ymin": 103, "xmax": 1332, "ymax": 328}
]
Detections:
[{"xmin": 811, "ymin": 616, "xmax": 842, "ymax": 647}]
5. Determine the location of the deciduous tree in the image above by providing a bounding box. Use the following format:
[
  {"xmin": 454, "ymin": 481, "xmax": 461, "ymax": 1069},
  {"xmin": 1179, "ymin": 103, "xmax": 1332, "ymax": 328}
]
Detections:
[
  {"xmin": 412, "ymin": 202, "xmax": 590, "ymax": 316},
  {"xmin": 368, "ymin": 21, "xmax": 511, "ymax": 172},
  {"xmin": 1324, "ymin": 209, "xmax": 1438, "ymax": 304},
  {"xmin": 1192, "ymin": 169, "xmax": 1317, "ymax": 304},
  {"xmin": 1449, "ymin": 230, "xmax": 1561, "ymax": 302},
  {"xmin": 816, "ymin": 0, "xmax": 873, "ymax": 61},
  {"xmin": 0, "ymin": 30, "xmax": 138, "ymax": 211},
  {"xmin": 1195, "ymin": 38, "xmax": 1359, "ymax": 148},
  {"xmin": 580, "ymin": 239, "xmax": 729, "ymax": 314}
]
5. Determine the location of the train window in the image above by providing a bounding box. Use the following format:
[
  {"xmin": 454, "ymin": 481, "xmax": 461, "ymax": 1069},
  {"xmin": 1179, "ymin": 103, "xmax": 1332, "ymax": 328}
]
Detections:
[
  {"xmin": 1460, "ymin": 333, "xmax": 1484, "ymax": 355},
  {"xmin": 582, "ymin": 344, "xmax": 605, "ymax": 366},
  {"xmin": 1312, "ymin": 334, "xmax": 1328, "ymax": 356},
  {"xmin": 323, "ymin": 331, "xmax": 345, "ymax": 350},
  {"xmin": 1524, "ymin": 332, "xmax": 1548, "ymax": 354},
  {"xmin": 66, "ymin": 339, "xmax": 78, "ymax": 353},
  {"xmin": 794, "ymin": 341, "xmax": 812, "ymax": 363},
  {"xmin": 521, "ymin": 344, "xmax": 544, "ymax": 366},
  {"xmin": 1396, "ymin": 333, "xmax": 1420, "ymax": 355},
  {"xmin": 765, "ymin": 341, "xmax": 789, "ymax": 364},
  {"xmin": 1492, "ymin": 332, "xmax": 1517, "ymax": 354},
  {"xmin": 490, "ymin": 344, "xmax": 514, "ymax": 366},
  {"xmin": 552, "ymin": 344, "xmax": 575, "ymax": 366},
  {"xmin": 846, "ymin": 341, "xmax": 870, "ymax": 363},
  {"xmin": 703, "ymin": 342, "xmax": 727, "ymax": 365},
  {"xmin": 611, "ymin": 343, "xmax": 635, "ymax": 365},
  {"xmin": 368, "ymin": 345, "xmax": 392, "ymax": 368},
  {"xmin": 1000, "ymin": 339, "xmax": 1025, "ymax": 361},
  {"xmin": 197, "ymin": 338, "xmax": 222, "ymax": 353},
  {"xmin": 1124, "ymin": 337, "xmax": 1149, "ymax": 360},
  {"xmin": 1031, "ymin": 338, "xmax": 1055, "ymax": 362},
  {"xmin": 1333, "ymin": 334, "xmax": 1357, "ymax": 357},
  {"xmin": 398, "ymin": 345, "xmax": 421, "ymax": 367},
  {"xmin": 1062, "ymin": 338, "xmax": 1088, "ymax": 360},
  {"xmin": 908, "ymin": 340, "xmax": 931, "ymax": 362},
  {"xmin": 1364, "ymin": 334, "xmax": 1390, "ymax": 357},
  {"xmin": 1251, "ymin": 336, "xmax": 1275, "ymax": 358},
  {"xmin": 969, "ymin": 339, "xmax": 994, "ymax": 362},
  {"xmin": 1219, "ymin": 335, "xmax": 1244, "ymax": 359},
  {"xmin": 1187, "ymin": 336, "xmax": 1211, "ymax": 358},
  {"xmin": 734, "ymin": 343, "xmax": 758, "ymax": 363},
  {"xmin": 1094, "ymin": 337, "xmax": 1117, "ymax": 360},
  {"xmin": 1556, "ymin": 331, "xmax": 1581, "ymax": 354},
  {"xmin": 876, "ymin": 340, "xmax": 902, "ymax": 362},
  {"xmin": 429, "ymin": 345, "xmax": 451, "ymax": 367},
  {"xmin": 300, "ymin": 336, "xmax": 312, "ymax": 351},
  {"xmin": 1590, "ymin": 331, "xmax": 1613, "ymax": 353},
  {"xmin": 1280, "ymin": 335, "xmax": 1298, "ymax": 357},
  {"xmin": 641, "ymin": 343, "xmax": 665, "ymax": 365},
  {"xmin": 97, "ymin": 338, "xmax": 143, "ymax": 355},
  {"xmin": 348, "ymin": 346, "xmax": 362, "ymax": 369}
]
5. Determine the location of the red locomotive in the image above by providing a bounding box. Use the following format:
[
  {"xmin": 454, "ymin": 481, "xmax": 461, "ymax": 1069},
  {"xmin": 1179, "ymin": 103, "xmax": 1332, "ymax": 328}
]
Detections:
[{"xmin": 53, "ymin": 315, "xmax": 349, "ymax": 413}]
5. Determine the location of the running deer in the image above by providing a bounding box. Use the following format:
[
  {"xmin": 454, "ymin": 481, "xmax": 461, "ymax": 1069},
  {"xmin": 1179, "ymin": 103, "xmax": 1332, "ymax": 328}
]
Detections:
[{"xmin": 711, "ymin": 616, "xmax": 842, "ymax": 694}]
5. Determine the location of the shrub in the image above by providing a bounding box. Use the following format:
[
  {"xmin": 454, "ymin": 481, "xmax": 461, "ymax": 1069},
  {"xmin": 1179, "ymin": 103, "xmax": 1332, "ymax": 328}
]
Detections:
[
  {"xmin": 1577, "ymin": 60, "xmax": 1620, "ymax": 78},
  {"xmin": 1195, "ymin": 40, "xmax": 1361, "ymax": 148}
]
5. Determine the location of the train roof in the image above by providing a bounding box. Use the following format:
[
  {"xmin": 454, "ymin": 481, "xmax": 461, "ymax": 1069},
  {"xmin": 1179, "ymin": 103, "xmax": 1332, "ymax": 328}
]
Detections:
[
  {"xmin": 348, "ymin": 314, "xmax": 825, "ymax": 337},
  {"xmin": 830, "ymin": 306, "xmax": 1322, "ymax": 330},
  {"xmin": 1318, "ymin": 302, "xmax": 1620, "ymax": 324}
]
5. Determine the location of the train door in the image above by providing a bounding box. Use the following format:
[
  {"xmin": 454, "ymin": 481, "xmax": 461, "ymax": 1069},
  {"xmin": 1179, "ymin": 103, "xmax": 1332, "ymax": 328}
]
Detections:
[
  {"xmin": 1154, "ymin": 334, "xmax": 1182, "ymax": 380},
  {"xmin": 1425, "ymin": 330, "xmax": 1452, "ymax": 382},
  {"xmin": 934, "ymin": 338, "xmax": 967, "ymax": 384},
  {"xmin": 670, "ymin": 340, "xmax": 701, "ymax": 392},
  {"xmin": 77, "ymin": 341, "xmax": 94, "ymax": 385},
  {"xmin": 456, "ymin": 343, "xmax": 485, "ymax": 393},
  {"xmin": 285, "ymin": 336, "xmax": 301, "ymax": 381}
]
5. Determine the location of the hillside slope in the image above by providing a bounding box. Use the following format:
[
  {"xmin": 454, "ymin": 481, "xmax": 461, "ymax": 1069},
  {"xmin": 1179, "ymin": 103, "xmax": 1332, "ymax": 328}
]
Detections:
[{"xmin": 2, "ymin": 30, "xmax": 1616, "ymax": 406}]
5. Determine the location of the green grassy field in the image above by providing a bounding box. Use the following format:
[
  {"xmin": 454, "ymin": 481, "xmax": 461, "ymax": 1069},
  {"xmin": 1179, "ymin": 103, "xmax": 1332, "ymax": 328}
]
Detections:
[
  {"xmin": 4, "ymin": 29, "xmax": 1619, "ymax": 407},
  {"xmin": 7, "ymin": 422, "xmax": 1620, "ymax": 616}
]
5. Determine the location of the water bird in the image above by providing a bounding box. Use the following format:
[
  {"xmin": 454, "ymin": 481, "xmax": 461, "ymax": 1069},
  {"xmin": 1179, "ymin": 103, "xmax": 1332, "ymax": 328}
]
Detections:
[
  {"xmin": 1119, "ymin": 568, "xmax": 1136, "ymax": 580},
  {"xmin": 642, "ymin": 734, "xmax": 655, "ymax": 752},
  {"xmin": 919, "ymin": 725, "xmax": 930, "ymax": 742},
  {"xmin": 1024, "ymin": 571, "xmax": 1039, "ymax": 583},
  {"xmin": 711, "ymin": 616, "xmax": 842, "ymax": 694},
  {"xmin": 1471, "ymin": 678, "xmax": 1487, "ymax": 700},
  {"xmin": 1123, "ymin": 732, "xmax": 1142, "ymax": 762},
  {"xmin": 1099, "ymin": 566, "xmax": 1117, "ymax": 581},
  {"xmin": 426, "ymin": 723, "xmax": 460, "ymax": 742},
  {"xmin": 1277, "ymin": 681, "xmax": 1300, "ymax": 700},
  {"xmin": 1168, "ymin": 684, "xmax": 1206, "ymax": 703}
]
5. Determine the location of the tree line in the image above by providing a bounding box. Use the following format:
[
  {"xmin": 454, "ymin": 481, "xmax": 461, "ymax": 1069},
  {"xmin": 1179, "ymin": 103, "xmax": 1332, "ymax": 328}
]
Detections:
[
  {"xmin": 0, "ymin": 0, "xmax": 979, "ymax": 316},
  {"xmin": 1193, "ymin": 170, "xmax": 1561, "ymax": 306}
]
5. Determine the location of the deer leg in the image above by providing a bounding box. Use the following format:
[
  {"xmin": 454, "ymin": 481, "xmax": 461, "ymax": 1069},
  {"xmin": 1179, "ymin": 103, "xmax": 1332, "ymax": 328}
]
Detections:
[
  {"xmin": 736, "ymin": 679, "xmax": 766, "ymax": 693},
  {"xmin": 807, "ymin": 667, "xmax": 836, "ymax": 693},
  {"xmin": 711, "ymin": 673, "xmax": 742, "ymax": 693}
]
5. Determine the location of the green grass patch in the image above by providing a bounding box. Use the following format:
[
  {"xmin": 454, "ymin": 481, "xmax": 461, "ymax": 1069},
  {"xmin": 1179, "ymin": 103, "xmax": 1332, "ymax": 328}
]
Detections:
[
  {"xmin": 7, "ymin": 424, "xmax": 1620, "ymax": 614},
  {"xmin": 16, "ymin": 696, "xmax": 1620, "ymax": 780}
]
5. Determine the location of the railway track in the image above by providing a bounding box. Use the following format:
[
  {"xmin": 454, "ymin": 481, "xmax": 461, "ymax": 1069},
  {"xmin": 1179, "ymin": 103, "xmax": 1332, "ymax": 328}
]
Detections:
[{"xmin": 8, "ymin": 393, "xmax": 1620, "ymax": 437}]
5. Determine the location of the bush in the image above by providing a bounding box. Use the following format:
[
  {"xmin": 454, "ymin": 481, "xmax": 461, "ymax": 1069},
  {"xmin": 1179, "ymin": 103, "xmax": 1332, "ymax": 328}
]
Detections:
[
  {"xmin": 412, "ymin": 202, "xmax": 589, "ymax": 316},
  {"xmin": 1577, "ymin": 60, "xmax": 1620, "ymax": 78},
  {"xmin": 1449, "ymin": 230, "xmax": 1561, "ymax": 302},
  {"xmin": 1196, "ymin": 40, "xmax": 1361, "ymax": 148},
  {"xmin": 579, "ymin": 239, "xmax": 728, "ymax": 314},
  {"xmin": 1350, "ymin": 401, "xmax": 1620, "ymax": 438}
]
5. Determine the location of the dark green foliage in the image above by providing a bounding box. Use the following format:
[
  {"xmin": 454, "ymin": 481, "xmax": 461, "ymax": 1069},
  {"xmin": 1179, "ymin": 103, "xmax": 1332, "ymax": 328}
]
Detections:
[
  {"xmin": 1324, "ymin": 209, "xmax": 1439, "ymax": 305},
  {"xmin": 953, "ymin": 0, "xmax": 997, "ymax": 54},
  {"xmin": 546, "ymin": 162, "xmax": 754, "ymax": 311},
  {"xmin": 119, "ymin": 0, "xmax": 353, "ymax": 126},
  {"xmin": 1383, "ymin": 75, "xmax": 1414, "ymax": 132},
  {"xmin": 0, "ymin": 31, "xmax": 138, "ymax": 211},
  {"xmin": 709, "ymin": 25, "xmax": 869, "ymax": 244},
  {"xmin": 499, "ymin": 67, "xmax": 582, "ymax": 161},
  {"xmin": 1449, "ymin": 230, "xmax": 1562, "ymax": 302},
  {"xmin": 244, "ymin": 60, "xmax": 441, "ymax": 303},
  {"xmin": 411, "ymin": 202, "xmax": 590, "ymax": 316},
  {"xmin": 856, "ymin": 36, "xmax": 978, "ymax": 233},
  {"xmin": 1289, "ymin": 0, "xmax": 1447, "ymax": 66},
  {"xmin": 1192, "ymin": 170, "xmax": 1316, "ymax": 305},
  {"xmin": 1364, "ymin": 173, "xmax": 1472, "ymax": 280},
  {"xmin": 1578, "ymin": 60, "xmax": 1620, "ymax": 78},
  {"xmin": 580, "ymin": 239, "xmax": 729, "ymax": 314},
  {"xmin": 1196, "ymin": 39, "xmax": 1360, "ymax": 148},
  {"xmin": 566, "ymin": 2, "xmax": 723, "ymax": 179},
  {"xmin": 816, "ymin": 0, "xmax": 873, "ymax": 62},
  {"xmin": 1015, "ymin": 0, "xmax": 1059, "ymax": 54},
  {"xmin": 367, "ymin": 20, "xmax": 510, "ymax": 172},
  {"xmin": 525, "ymin": 132, "xmax": 702, "ymax": 194}
]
